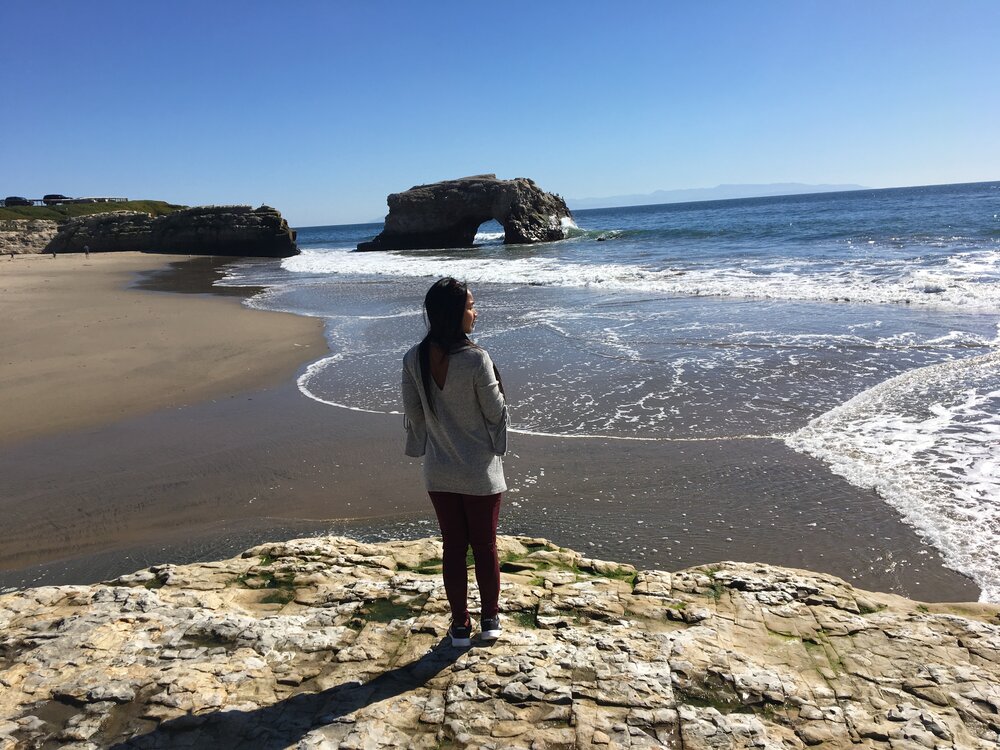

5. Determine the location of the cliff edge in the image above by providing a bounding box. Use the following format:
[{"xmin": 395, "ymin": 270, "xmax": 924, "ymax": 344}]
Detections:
[
  {"xmin": 1, "ymin": 536, "xmax": 997, "ymax": 749},
  {"xmin": 0, "ymin": 220, "xmax": 59, "ymax": 254},
  {"xmin": 1, "ymin": 206, "xmax": 298, "ymax": 258}
]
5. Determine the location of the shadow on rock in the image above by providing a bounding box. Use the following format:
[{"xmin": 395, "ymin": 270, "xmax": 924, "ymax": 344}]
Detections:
[{"xmin": 111, "ymin": 639, "xmax": 467, "ymax": 749}]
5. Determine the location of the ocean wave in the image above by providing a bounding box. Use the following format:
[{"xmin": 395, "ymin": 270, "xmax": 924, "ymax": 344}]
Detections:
[
  {"xmin": 474, "ymin": 231, "xmax": 505, "ymax": 243},
  {"xmin": 787, "ymin": 351, "xmax": 1000, "ymax": 602},
  {"xmin": 282, "ymin": 248, "xmax": 1000, "ymax": 311}
]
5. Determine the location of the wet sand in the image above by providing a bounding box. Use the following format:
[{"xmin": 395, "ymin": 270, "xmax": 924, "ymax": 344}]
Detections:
[{"xmin": 0, "ymin": 255, "xmax": 981, "ymax": 602}]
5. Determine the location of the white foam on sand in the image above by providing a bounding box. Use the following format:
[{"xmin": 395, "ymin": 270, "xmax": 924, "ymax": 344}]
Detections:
[
  {"xmin": 787, "ymin": 350, "xmax": 1000, "ymax": 602},
  {"xmin": 296, "ymin": 354, "xmax": 393, "ymax": 415},
  {"xmin": 296, "ymin": 354, "xmax": 778, "ymax": 443}
]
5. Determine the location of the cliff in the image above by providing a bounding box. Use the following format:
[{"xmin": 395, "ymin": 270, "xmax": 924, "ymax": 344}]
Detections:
[
  {"xmin": 358, "ymin": 175, "xmax": 575, "ymax": 251},
  {"xmin": 2, "ymin": 205, "xmax": 298, "ymax": 258},
  {"xmin": 0, "ymin": 220, "xmax": 59, "ymax": 255},
  {"xmin": 1, "ymin": 536, "xmax": 997, "ymax": 749}
]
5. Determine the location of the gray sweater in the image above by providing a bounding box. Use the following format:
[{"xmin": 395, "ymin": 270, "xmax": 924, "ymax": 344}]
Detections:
[{"xmin": 401, "ymin": 343, "xmax": 508, "ymax": 495}]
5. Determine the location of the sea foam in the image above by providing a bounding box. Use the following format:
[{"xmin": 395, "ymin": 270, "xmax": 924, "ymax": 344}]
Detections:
[
  {"xmin": 282, "ymin": 247, "xmax": 1000, "ymax": 311},
  {"xmin": 787, "ymin": 351, "xmax": 1000, "ymax": 602}
]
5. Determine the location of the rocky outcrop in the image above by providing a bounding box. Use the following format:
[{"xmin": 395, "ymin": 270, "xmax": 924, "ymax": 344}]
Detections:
[
  {"xmin": 47, "ymin": 211, "xmax": 155, "ymax": 253},
  {"xmin": 149, "ymin": 206, "xmax": 298, "ymax": 257},
  {"xmin": 358, "ymin": 175, "xmax": 575, "ymax": 251},
  {"xmin": 44, "ymin": 205, "xmax": 298, "ymax": 257},
  {"xmin": 0, "ymin": 220, "xmax": 59, "ymax": 254},
  {"xmin": 1, "ymin": 536, "xmax": 998, "ymax": 749}
]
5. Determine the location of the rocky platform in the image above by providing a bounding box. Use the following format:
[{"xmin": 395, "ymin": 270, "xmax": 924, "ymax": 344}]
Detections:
[
  {"xmin": 357, "ymin": 175, "xmax": 574, "ymax": 251},
  {"xmin": 1, "ymin": 536, "xmax": 998, "ymax": 749},
  {"xmin": 1, "ymin": 206, "xmax": 298, "ymax": 258}
]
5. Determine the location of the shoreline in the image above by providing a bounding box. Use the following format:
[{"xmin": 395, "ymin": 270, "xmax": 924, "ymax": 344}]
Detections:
[{"xmin": 0, "ymin": 253, "xmax": 983, "ymax": 603}]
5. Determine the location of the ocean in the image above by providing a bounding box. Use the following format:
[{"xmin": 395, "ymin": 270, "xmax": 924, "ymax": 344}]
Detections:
[{"xmin": 221, "ymin": 181, "xmax": 1000, "ymax": 602}]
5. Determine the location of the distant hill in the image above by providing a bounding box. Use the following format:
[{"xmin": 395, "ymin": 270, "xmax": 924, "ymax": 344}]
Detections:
[{"xmin": 567, "ymin": 183, "xmax": 868, "ymax": 210}]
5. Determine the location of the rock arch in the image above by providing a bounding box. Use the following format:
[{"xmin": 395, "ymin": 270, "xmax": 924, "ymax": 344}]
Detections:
[{"xmin": 357, "ymin": 175, "xmax": 573, "ymax": 251}]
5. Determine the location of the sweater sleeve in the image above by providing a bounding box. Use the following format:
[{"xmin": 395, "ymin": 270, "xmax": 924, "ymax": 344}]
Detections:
[
  {"xmin": 401, "ymin": 358, "xmax": 427, "ymax": 457},
  {"xmin": 475, "ymin": 350, "xmax": 509, "ymax": 455}
]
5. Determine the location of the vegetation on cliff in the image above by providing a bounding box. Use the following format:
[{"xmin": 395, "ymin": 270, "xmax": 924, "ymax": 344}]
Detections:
[{"xmin": 0, "ymin": 200, "xmax": 184, "ymax": 222}]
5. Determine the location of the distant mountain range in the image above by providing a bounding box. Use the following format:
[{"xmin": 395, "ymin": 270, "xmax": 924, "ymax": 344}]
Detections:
[{"xmin": 566, "ymin": 183, "xmax": 869, "ymax": 210}]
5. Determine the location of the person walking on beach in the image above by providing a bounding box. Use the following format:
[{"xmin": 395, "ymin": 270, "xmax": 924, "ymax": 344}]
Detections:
[{"xmin": 401, "ymin": 278, "xmax": 509, "ymax": 646}]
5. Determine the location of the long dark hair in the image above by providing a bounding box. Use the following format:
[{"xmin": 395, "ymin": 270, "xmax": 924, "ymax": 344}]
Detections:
[
  {"xmin": 419, "ymin": 278, "xmax": 472, "ymax": 409},
  {"xmin": 418, "ymin": 277, "xmax": 504, "ymax": 409}
]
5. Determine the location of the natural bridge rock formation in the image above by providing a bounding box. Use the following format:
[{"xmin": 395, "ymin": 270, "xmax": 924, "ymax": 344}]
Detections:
[
  {"xmin": 45, "ymin": 205, "xmax": 298, "ymax": 257},
  {"xmin": 357, "ymin": 174, "xmax": 574, "ymax": 251}
]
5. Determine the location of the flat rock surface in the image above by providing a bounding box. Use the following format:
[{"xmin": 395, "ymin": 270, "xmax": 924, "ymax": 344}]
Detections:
[{"xmin": 1, "ymin": 535, "xmax": 998, "ymax": 749}]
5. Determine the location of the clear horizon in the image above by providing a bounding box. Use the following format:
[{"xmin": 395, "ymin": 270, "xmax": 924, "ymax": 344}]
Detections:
[
  {"xmin": 289, "ymin": 178, "xmax": 996, "ymax": 230},
  {"xmin": 3, "ymin": 1, "xmax": 998, "ymax": 226}
]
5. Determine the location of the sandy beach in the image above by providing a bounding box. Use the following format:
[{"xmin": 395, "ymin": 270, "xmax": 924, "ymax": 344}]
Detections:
[
  {"xmin": 0, "ymin": 252, "xmax": 324, "ymax": 445},
  {"xmin": 0, "ymin": 253, "xmax": 982, "ymax": 603}
]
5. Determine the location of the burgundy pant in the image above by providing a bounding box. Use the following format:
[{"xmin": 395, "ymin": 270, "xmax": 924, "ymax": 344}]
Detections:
[{"xmin": 429, "ymin": 491, "xmax": 502, "ymax": 623}]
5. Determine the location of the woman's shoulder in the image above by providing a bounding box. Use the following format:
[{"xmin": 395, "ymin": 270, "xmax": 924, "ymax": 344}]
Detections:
[
  {"xmin": 403, "ymin": 343, "xmax": 421, "ymax": 368},
  {"xmin": 454, "ymin": 343, "xmax": 492, "ymax": 362},
  {"xmin": 453, "ymin": 344, "xmax": 495, "ymax": 373}
]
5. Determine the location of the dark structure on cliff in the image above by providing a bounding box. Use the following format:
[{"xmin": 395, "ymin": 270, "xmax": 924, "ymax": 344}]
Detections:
[{"xmin": 357, "ymin": 175, "xmax": 574, "ymax": 252}]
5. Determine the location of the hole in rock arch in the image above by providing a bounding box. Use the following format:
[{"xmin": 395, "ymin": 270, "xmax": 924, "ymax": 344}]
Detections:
[{"xmin": 473, "ymin": 219, "xmax": 505, "ymax": 246}]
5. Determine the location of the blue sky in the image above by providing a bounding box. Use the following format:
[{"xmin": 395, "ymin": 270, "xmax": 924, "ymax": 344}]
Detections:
[{"xmin": 3, "ymin": 1, "xmax": 998, "ymax": 226}]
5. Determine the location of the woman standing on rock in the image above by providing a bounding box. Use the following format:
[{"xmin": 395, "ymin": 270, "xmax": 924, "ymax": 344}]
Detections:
[{"xmin": 401, "ymin": 278, "xmax": 508, "ymax": 646}]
